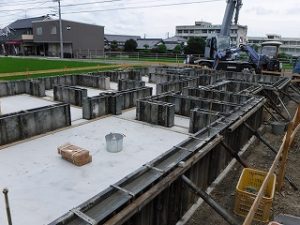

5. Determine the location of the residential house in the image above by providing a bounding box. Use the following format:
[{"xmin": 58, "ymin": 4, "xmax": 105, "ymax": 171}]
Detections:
[
  {"xmin": 163, "ymin": 36, "xmax": 186, "ymax": 51},
  {"xmin": 136, "ymin": 38, "xmax": 163, "ymax": 50},
  {"xmin": 104, "ymin": 34, "xmax": 140, "ymax": 50},
  {"xmin": 0, "ymin": 16, "xmax": 50, "ymax": 55},
  {"xmin": 0, "ymin": 16, "xmax": 104, "ymax": 58},
  {"xmin": 33, "ymin": 19, "xmax": 104, "ymax": 58}
]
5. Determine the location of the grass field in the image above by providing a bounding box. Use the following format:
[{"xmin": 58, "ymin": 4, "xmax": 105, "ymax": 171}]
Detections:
[
  {"xmin": 0, "ymin": 57, "xmax": 107, "ymax": 73},
  {"xmin": 0, "ymin": 67, "xmax": 120, "ymax": 81}
]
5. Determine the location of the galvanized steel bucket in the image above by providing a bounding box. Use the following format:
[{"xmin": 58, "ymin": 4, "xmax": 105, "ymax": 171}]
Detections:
[{"xmin": 105, "ymin": 133, "xmax": 125, "ymax": 153}]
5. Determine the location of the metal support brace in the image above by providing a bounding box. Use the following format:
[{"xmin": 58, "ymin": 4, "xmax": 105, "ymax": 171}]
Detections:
[
  {"xmin": 277, "ymin": 94, "xmax": 292, "ymax": 120},
  {"xmin": 243, "ymin": 122, "xmax": 298, "ymax": 191},
  {"xmin": 110, "ymin": 184, "xmax": 135, "ymax": 197},
  {"xmin": 144, "ymin": 164, "xmax": 165, "ymax": 173},
  {"xmin": 263, "ymin": 105, "xmax": 280, "ymax": 122},
  {"xmin": 174, "ymin": 145, "xmax": 193, "ymax": 152},
  {"xmin": 181, "ymin": 175, "xmax": 240, "ymax": 225},
  {"xmin": 221, "ymin": 141, "xmax": 248, "ymax": 168},
  {"xmin": 289, "ymin": 84, "xmax": 300, "ymax": 96},
  {"xmin": 279, "ymin": 90, "xmax": 300, "ymax": 104},
  {"xmin": 263, "ymin": 90, "xmax": 289, "ymax": 121},
  {"xmin": 70, "ymin": 208, "xmax": 97, "ymax": 225}
]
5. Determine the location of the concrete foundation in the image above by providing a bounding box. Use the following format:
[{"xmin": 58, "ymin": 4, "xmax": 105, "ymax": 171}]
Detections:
[
  {"xmin": 0, "ymin": 103, "xmax": 71, "ymax": 145},
  {"xmin": 182, "ymin": 87, "xmax": 252, "ymax": 104},
  {"xmin": 118, "ymin": 79, "xmax": 145, "ymax": 91},
  {"xmin": 189, "ymin": 109, "xmax": 222, "ymax": 133},
  {"xmin": 156, "ymin": 77, "xmax": 201, "ymax": 95},
  {"xmin": 77, "ymin": 75, "xmax": 110, "ymax": 90},
  {"xmin": 136, "ymin": 100, "xmax": 175, "ymax": 127},
  {"xmin": 0, "ymin": 80, "xmax": 46, "ymax": 97},
  {"xmin": 90, "ymin": 70, "xmax": 142, "ymax": 82},
  {"xmin": 83, "ymin": 87, "xmax": 152, "ymax": 119},
  {"xmin": 54, "ymin": 85, "xmax": 88, "ymax": 107}
]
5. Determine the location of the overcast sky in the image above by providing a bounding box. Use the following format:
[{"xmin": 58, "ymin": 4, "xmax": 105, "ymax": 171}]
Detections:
[{"xmin": 1, "ymin": 0, "xmax": 299, "ymax": 38}]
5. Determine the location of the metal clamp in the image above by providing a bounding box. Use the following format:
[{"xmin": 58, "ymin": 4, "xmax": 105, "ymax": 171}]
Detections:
[
  {"xmin": 174, "ymin": 145, "xmax": 193, "ymax": 152},
  {"xmin": 144, "ymin": 164, "xmax": 165, "ymax": 173},
  {"xmin": 110, "ymin": 184, "xmax": 135, "ymax": 197},
  {"xmin": 70, "ymin": 208, "xmax": 97, "ymax": 225}
]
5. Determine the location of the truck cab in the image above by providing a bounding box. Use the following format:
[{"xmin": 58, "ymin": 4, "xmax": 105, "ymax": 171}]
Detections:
[{"xmin": 260, "ymin": 41, "xmax": 282, "ymax": 72}]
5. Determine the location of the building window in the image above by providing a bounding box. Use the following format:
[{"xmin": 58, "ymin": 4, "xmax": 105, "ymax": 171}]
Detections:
[
  {"xmin": 51, "ymin": 26, "xmax": 57, "ymax": 35},
  {"xmin": 36, "ymin": 27, "xmax": 43, "ymax": 36},
  {"xmin": 190, "ymin": 30, "xmax": 194, "ymax": 33},
  {"xmin": 177, "ymin": 30, "xmax": 182, "ymax": 34},
  {"xmin": 183, "ymin": 30, "xmax": 188, "ymax": 33}
]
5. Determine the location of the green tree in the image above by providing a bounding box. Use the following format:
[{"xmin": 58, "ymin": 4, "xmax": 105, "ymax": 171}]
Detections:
[
  {"xmin": 184, "ymin": 37, "xmax": 205, "ymax": 54},
  {"xmin": 143, "ymin": 44, "xmax": 149, "ymax": 49},
  {"xmin": 173, "ymin": 44, "xmax": 182, "ymax": 54},
  {"xmin": 110, "ymin": 40, "xmax": 118, "ymax": 51},
  {"xmin": 153, "ymin": 43, "xmax": 167, "ymax": 53},
  {"xmin": 124, "ymin": 39, "xmax": 138, "ymax": 52}
]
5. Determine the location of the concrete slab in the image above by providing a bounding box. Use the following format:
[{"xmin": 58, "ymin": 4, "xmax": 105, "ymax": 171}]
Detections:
[
  {"xmin": 0, "ymin": 94, "xmax": 82, "ymax": 122},
  {"xmin": 0, "ymin": 94, "xmax": 53, "ymax": 115},
  {"xmin": 0, "ymin": 116, "xmax": 188, "ymax": 225}
]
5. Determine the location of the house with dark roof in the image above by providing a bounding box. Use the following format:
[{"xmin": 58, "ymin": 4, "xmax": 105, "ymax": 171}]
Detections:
[
  {"xmin": 104, "ymin": 34, "xmax": 140, "ymax": 50},
  {"xmin": 136, "ymin": 38, "xmax": 163, "ymax": 50},
  {"xmin": 33, "ymin": 19, "xmax": 104, "ymax": 58},
  {"xmin": 1, "ymin": 16, "xmax": 104, "ymax": 58},
  {"xmin": 163, "ymin": 36, "xmax": 186, "ymax": 51},
  {"xmin": 0, "ymin": 16, "xmax": 50, "ymax": 55}
]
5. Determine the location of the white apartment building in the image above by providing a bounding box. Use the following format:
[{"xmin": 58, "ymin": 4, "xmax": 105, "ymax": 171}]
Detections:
[
  {"xmin": 248, "ymin": 34, "xmax": 300, "ymax": 57},
  {"xmin": 175, "ymin": 21, "xmax": 248, "ymax": 46}
]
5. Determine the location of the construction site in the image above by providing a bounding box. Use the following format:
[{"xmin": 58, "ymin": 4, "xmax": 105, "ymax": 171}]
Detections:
[
  {"xmin": 1, "ymin": 0, "xmax": 300, "ymax": 225},
  {"xmin": 0, "ymin": 64, "xmax": 299, "ymax": 225}
]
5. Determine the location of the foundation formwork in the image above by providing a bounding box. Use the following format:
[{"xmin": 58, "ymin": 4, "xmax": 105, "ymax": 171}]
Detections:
[
  {"xmin": 50, "ymin": 95, "xmax": 265, "ymax": 225},
  {"xmin": 0, "ymin": 103, "xmax": 71, "ymax": 145},
  {"xmin": 0, "ymin": 66, "xmax": 294, "ymax": 225}
]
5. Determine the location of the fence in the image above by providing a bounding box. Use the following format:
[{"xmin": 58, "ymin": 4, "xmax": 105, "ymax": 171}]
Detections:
[{"xmin": 242, "ymin": 104, "xmax": 300, "ymax": 225}]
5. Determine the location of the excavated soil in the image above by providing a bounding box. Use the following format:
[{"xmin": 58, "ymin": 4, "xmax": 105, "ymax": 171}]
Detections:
[{"xmin": 186, "ymin": 102, "xmax": 300, "ymax": 225}]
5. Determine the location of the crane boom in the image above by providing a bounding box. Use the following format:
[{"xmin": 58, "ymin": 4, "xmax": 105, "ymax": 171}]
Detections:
[{"xmin": 220, "ymin": 0, "xmax": 242, "ymax": 36}]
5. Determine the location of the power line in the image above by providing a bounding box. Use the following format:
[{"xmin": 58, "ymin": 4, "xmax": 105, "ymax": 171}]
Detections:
[
  {"xmin": 1, "ymin": 0, "xmax": 52, "ymax": 6},
  {"xmin": 61, "ymin": 0, "xmax": 223, "ymax": 14},
  {"xmin": 0, "ymin": 0, "xmax": 124, "ymax": 13}
]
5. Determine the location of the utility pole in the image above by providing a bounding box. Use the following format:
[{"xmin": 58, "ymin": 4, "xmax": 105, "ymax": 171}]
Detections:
[{"xmin": 54, "ymin": 0, "xmax": 63, "ymax": 58}]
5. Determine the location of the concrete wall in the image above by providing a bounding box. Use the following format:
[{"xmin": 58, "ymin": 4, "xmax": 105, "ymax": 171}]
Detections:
[
  {"xmin": 0, "ymin": 80, "xmax": 46, "ymax": 97},
  {"xmin": 182, "ymin": 87, "xmax": 251, "ymax": 104},
  {"xmin": 77, "ymin": 75, "xmax": 110, "ymax": 90},
  {"xmin": 36, "ymin": 75, "xmax": 77, "ymax": 90},
  {"xmin": 83, "ymin": 87, "xmax": 152, "ymax": 120},
  {"xmin": 149, "ymin": 73, "xmax": 184, "ymax": 84},
  {"xmin": 189, "ymin": 109, "xmax": 222, "ymax": 133},
  {"xmin": 156, "ymin": 77, "xmax": 201, "ymax": 95},
  {"xmin": 0, "ymin": 103, "xmax": 71, "ymax": 146},
  {"xmin": 90, "ymin": 70, "xmax": 142, "ymax": 82},
  {"xmin": 157, "ymin": 95, "xmax": 237, "ymax": 117},
  {"xmin": 118, "ymin": 79, "xmax": 145, "ymax": 91},
  {"xmin": 136, "ymin": 100, "xmax": 175, "ymax": 127},
  {"xmin": 54, "ymin": 85, "xmax": 88, "ymax": 107}
]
